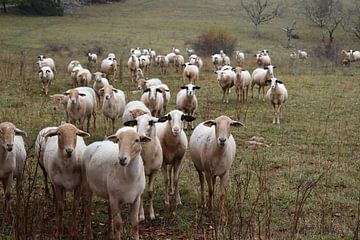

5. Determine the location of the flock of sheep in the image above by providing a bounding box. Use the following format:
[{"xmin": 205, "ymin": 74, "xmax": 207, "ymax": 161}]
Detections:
[{"xmin": 1, "ymin": 46, "xmax": 314, "ymax": 239}]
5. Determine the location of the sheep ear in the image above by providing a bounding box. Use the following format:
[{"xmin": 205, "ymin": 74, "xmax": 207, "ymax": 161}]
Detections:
[
  {"xmin": 276, "ymin": 80, "xmax": 283, "ymax": 84},
  {"xmin": 99, "ymin": 88, "xmax": 105, "ymax": 95},
  {"xmin": 143, "ymin": 88, "xmax": 150, "ymax": 93},
  {"xmin": 15, "ymin": 128, "xmax": 27, "ymax": 137},
  {"xmin": 156, "ymin": 88, "xmax": 163, "ymax": 93},
  {"xmin": 263, "ymin": 66, "xmax": 268, "ymax": 69},
  {"xmin": 79, "ymin": 93, "xmax": 86, "ymax": 97},
  {"xmin": 63, "ymin": 92, "xmax": 70, "ymax": 96},
  {"xmin": 203, "ymin": 120, "xmax": 216, "ymax": 127},
  {"xmin": 158, "ymin": 115, "xmax": 170, "ymax": 122},
  {"xmin": 76, "ymin": 130, "xmax": 90, "ymax": 138},
  {"xmin": 124, "ymin": 120, "xmax": 137, "ymax": 127},
  {"xmin": 43, "ymin": 128, "xmax": 58, "ymax": 138},
  {"xmin": 180, "ymin": 86, "xmax": 187, "ymax": 89},
  {"xmin": 101, "ymin": 73, "xmax": 106, "ymax": 77},
  {"xmin": 140, "ymin": 136, "xmax": 152, "ymax": 143},
  {"xmin": 230, "ymin": 121, "xmax": 244, "ymax": 128},
  {"xmin": 272, "ymin": 65, "xmax": 277, "ymax": 69},
  {"xmin": 38, "ymin": 70, "xmax": 42, "ymax": 73},
  {"xmin": 46, "ymin": 70, "xmax": 51, "ymax": 73},
  {"xmin": 106, "ymin": 134, "xmax": 118, "ymax": 142},
  {"xmin": 214, "ymin": 71, "xmax": 218, "ymax": 74},
  {"xmin": 112, "ymin": 88, "xmax": 118, "ymax": 93},
  {"xmin": 181, "ymin": 115, "xmax": 196, "ymax": 122},
  {"xmin": 232, "ymin": 68, "xmax": 236, "ymax": 71},
  {"xmin": 194, "ymin": 86, "xmax": 201, "ymax": 89}
]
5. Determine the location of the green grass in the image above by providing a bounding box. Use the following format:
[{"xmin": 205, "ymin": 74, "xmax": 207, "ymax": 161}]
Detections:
[{"xmin": 0, "ymin": 0, "xmax": 360, "ymax": 239}]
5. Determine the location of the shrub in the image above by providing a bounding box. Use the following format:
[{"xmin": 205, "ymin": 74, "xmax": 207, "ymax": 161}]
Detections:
[
  {"xmin": 18, "ymin": 0, "xmax": 64, "ymax": 16},
  {"xmin": 190, "ymin": 28, "xmax": 237, "ymax": 57}
]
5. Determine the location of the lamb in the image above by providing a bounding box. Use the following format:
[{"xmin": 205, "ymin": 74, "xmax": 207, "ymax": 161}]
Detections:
[
  {"xmin": 155, "ymin": 55, "xmax": 169, "ymax": 73},
  {"xmin": 92, "ymin": 72, "xmax": 109, "ymax": 106},
  {"xmin": 174, "ymin": 54, "xmax": 185, "ymax": 73},
  {"xmin": 35, "ymin": 126, "xmax": 56, "ymax": 196},
  {"xmin": 122, "ymin": 100, "xmax": 151, "ymax": 123},
  {"xmin": 64, "ymin": 87, "xmax": 97, "ymax": 132},
  {"xmin": 234, "ymin": 50, "xmax": 245, "ymax": 67},
  {"xmin": 127, "ymin": 55, "xmax": 140, "ymax": 82},
  {"xmin": 101, "ymin": 57, "xmax": 118, "ymax": 82},
  {"xmin": 136, "ymin": 78, "xmax": 162, "ymax": 91},
  {"xmin": 99, "ymin": 85, "xmax": 126, "ymax": 133},
  {"xmin": 265, "ymin": 77, "xmax": 288, "ymax": 124},
  {"xmin": 38, "ymin": 66, "xmax": 54, "ymax": 95},
  {"xmin": 215, "ymin": 68, "xmax": 236, "ymax": 103},
  {"xmin": 176, "ymin": 84, "xmax": 200, "ymax": 130},
  {"xmin": 156, "ymin": 110, "xmax": 195, "ymax": 205},
  {"xmin": 0, "ymin": 122, "xmax": 26, "ymax": 222},
  {"xmin": 189, "ymin": 116, "xmax": 244, "ymax": 220},
  {"xmin": 37, "ymin": 55, "xmax": 56, "ymax": 75},
  {"xmin": 87, "ymin": 52, "xmax": 97, "ymax": 64},
  {"xmin": 251, "ymin": 65, "xmax": 276, "ymax": 100},
  {"xmin": 67, "ymin": 60, "xmax": 81, "ymax": 75},
  {"xmin": 298, "ymin": 50, "xmax": 308, "ymax": 59},
  {"xmin": 83, "ymin": 127, "xmax": 147, "ymax": 240},
  {"xmin": 140, "ymin": 86, "xmax": 167, "ymax": 117},
  {"xmin": 124, "ymin": 114, "xmax": 167, "ymax": 220},
  {"xmin": 43, "ymin": 123, "xmax": 90, "ymax": 239},
  {"xmin": 183, "ymin": 63, "xmax": 199, "ymax": 84},
  {"xmin": 189, "ymin": 56, "xmax": 203, "ymax": 69},
  {"xmin": 76, "ymin": 68, "xmax": 92, "ymax": 87},
  {"xmin": 233, "ymin": 67, "xmax": 252, "ymax": 103}
]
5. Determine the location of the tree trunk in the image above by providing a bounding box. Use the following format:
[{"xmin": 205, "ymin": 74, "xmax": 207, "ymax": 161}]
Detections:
[{"xmin": 2, "ymin": 0, "xmax": 7, "ymax": 13}]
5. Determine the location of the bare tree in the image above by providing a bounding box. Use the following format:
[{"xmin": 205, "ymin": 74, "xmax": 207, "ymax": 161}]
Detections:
[
  {"xmin": 343, "ymin": 4, "xmax": 360, "ymax": 41},
  {"xmin": 281, "ymin": 21, "xmax": 296, "ymax": 48},
  {"xmin": 240, "ymin": 0, "xmax": 281, "ymax": 35},
  {"xmin": 302, "ymin": 0, "xmax": 344, "ymax": 46}
]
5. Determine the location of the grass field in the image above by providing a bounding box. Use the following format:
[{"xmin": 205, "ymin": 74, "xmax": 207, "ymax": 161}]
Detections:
[{"xmin": 1, "ymin": 0, "xmax": 360, "ymax": 239}]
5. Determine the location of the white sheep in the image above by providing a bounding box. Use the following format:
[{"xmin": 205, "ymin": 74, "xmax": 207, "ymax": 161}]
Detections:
[
  {"xmin": 67, "ymin": 60, "xmax": 81, "ymax": 75},
  {"xmin": 349, "ymin": 50, "xmax": 360, "ymax": 62},
  {"xmin": 189, "ymin": 116, "xmax": 243, "ymax": 220},
  {"xmin": 64, "ymin": 87, "xmax": 97, "ymax": 132},
  {"xmin": 156, "ymin": 110, "xmax": 195, "ymax": 205},
  {"xmin": 38, "ymin": 66, "xmax": 54, "ymax": 95},
  {"xmin": 83, "ymin": 127, "xmax": 147, "ymax": 240},
  {"xmin": 136, "ymin": 78, "xmax": 162, "ymax": 91},
  {"xmin": 148, "ymin": 48, "xmax": 157, "ymax": 64},
  {"xmin": 166, "ymin": 52, "xmax": 176, "ymax": 66},
  {"xmin": 233, "ymin": 67, "xmax": 252, "ymax": 103},
  {"xmin": 189, "ymin": 56, "xmax": 203, "ymax": 69},
  {"xmin": 101, "ymin": 57, "xmax": 118, "ymax": 82},
  {"xmin": 234, "ymin": 50, "xmax": 245, "ymax": 67},
  {"xmin": 37, "ymin": 55, "xmax": 56, "ymax": 75},
  {"xmin": 183, "ymin": 63, "xmax": 199, "ymax": 84},
  {"xmin": 43, "ymin": 123, "xmax": 90, "ymax": 239},
  {"xmin": 212, "ymin": 54, "xmax": 223, "ymax": 70},
  {"xmin": 122, "ymin": 100, "xmax": 151, "ymax": 123},
  {"xmin": 251, "ymin": 65, "xmax": 276, "ymax": 100},
  {"xmin": 99, "ymin": 85, "xmax": 126, "ymax": 133},
  {"xmin": 107, "ymin": 52, "xmax": 117, "ymax": 59},
  {"xmin": 71, "ymin": 65, "xmax": 84, "ymax": 87},
  {"xmin": 76, "ymin": 68, "xmax": 92, "ymax": 87},
  {"xmin": 130, "ymin": 48, "xmax": 142, "ymax": 57},
  {"xmin": 0, "ymin": 122, "xmax": 26, "ymax": 222},
  {"xmin": 298, "ymin": 50, "xmax": 308, "ymax": 59},
  {"xmin": 139, "ymin": 55, "xmax": 151, "ymax": 73},
  {"xmin": 157, "ymin": 83, "xmax": 171, "ymax": 113},
  {"xmin": 174, "ymin": 54, "xmax": 185, "ymax": 73},
  {"xmin": 87, "ymin": 52, "xmax": 97, "ymax": 64},
  {"xmin": 176, "ymin": 84, "xmax": 200, "ymax": 130},
  {"xmin": 140, "ymin": 86, "xmax": 167, "ymax": 117},
  {"xmin": 92, "ymin": 72, "xmax": 109, "ymax": 106},
  {"xmin": 265, "ymin": 77, "xmax": 288, "ymax": 124},
  {"xmin": 215, "ymin": 68, "xmax": 236, "ymax": 103},
  {"xmin": 172, "ymin": 47, "xmax": 180, "ymax": 55},
  {"xmin": 256, "ymin": 53, "xmax": 272, "ymax": 66},
  {"xmin": 186, "ymin": 47, "xmax": 195, "ymax": 56},
  {"xmin": 155, "ymin": 55, "xmax": 169, "ymax": 74},
  {"xmin": 127, "ymin": 55, "xmax": 140, "ymax": 82},
  {"xmin": 124, "ymin": 114, "xmax": 167, "ymax": 220},
  {"xmin": 136, "ymin": 68, "xmax": 144, "ymax": 81}
]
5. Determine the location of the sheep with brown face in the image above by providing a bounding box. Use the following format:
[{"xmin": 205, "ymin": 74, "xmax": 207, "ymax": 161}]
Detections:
[
  {"xmin": 136, "ymin": 78, "xmax": 162, "ymax": 91},
  {"xmin": 76, "ymin": 68, "xmax": 92, "ymax": 87},
  {"xmin": 43, "ymin": 123, "xmax": 90, "ymax": 239},
  {"xmin": 83, "ymin": 127, "xmax": 148, "ymax": 240},
  {"xmin": 233, "ymin": 67, "xmax": 252, "ymax": 103},
  {"xmin": 234, "ymin": 50, "xmax": 245, "ymax": 67},
  {"xmin": 174, "ymin": 54, "xmax": 185, "ymax": 73},
  {"xmin": 182, "ymin": 63, "xmax": 199, "ymax": 85},
  {"xmin": 122, "ymin": 101, "xmax": 151, "ymax": 123},
  {"xmin": 189, "ymin": 116, "xmax": 243, "ymax": 221},
  {"xmin": 128, "ymin": 55, "xmax": 140, "ymax": 82},
  {"xmin": 215, "ymin": 68, "xmax": 236, "ymax": 103},
  {"xmin": 0, "ymin": 122, "xmax": 26, "ymax": 223},
  {"xmin": 92, "ymin": 72, "xmax": 109, "ymax": 107}
]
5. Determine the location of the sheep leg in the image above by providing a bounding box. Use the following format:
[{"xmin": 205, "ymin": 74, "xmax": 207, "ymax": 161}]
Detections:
[
  {"xmin": 2, "ymin": 175, "xmax": 13, "ymax": 223},
  {"xmin": 222, "ymin": 88, "xmax": 226, "ymax": 103},
  {"xmin": 148, "ymin": 172, "xmax": 157, "ymax": 219},
  {"xmin": 54, "ymin": 186, "xmax": 64, "ymax": 239},
  {"xmin": 70, "ymin": 186, "xmax": 81, "ymax": 239},
  {"xmin": 86, "ymin": 115, "xmax": 91, "ymax": 133},
  {"xmin": 131, "ymin": 195, "xmax": 141, "ymax": 240},
  {"xmin": 109, "ymin": 196, "xmax": 122, "ymax": 240},
  {"xmin": 258, "ymin": 86, "xmax": 261, "ymax": 99},
  {"xmin": 251, "ymin": 83, "xmax": 255, "ymax": 98},
  {"xmin": 235, "ymin": 87, "xmax": 240, "ymax": 102},
  {"xmin": 139, "ymin": 194, "xmax": 145, "ymax": 222},
  {"xmin": 39, "ymin": 163, "xmax": 49, "ymax": 196},
  {"xmin": 272, "ymin": 104, "xmax": 277, "ymax": 124},
  {"xmin": 195, "ymin": 168, "xmax": 205, "ymax": 209},
  {"xmin": 173, "ymin": 160, "xmax": 182, "ymax": 205},
  {"xmin": 169, "ymin": 165, "xmax": 174, "ymax": 195},
  {"xmin": 205, "ymin": 173, "xmax": 214, "ymax": 216},
  {"xmin": 245, "ymin": 86, "xmax": 249, "ymax": 103},
  {"xmin": 83, "ymin": 187, "xmax": 93, "ymax": 239},
  {"xmin": 162, "ymin": 164, "xmax": 170, "ymax": 206},
  {"xmin": 226, "ymin": 88, "xmax": 230, "ymax": 103},
  {"xmin": 220, "ymin": 172, "xmax": 229, "ymax": 223},
  {"xmin": 277, "ymin": 104, "xmax": 282, "ymax": 124},
  {"xmin": 93, "ymin": 111, "xmax": 96, "ymax": 130}
]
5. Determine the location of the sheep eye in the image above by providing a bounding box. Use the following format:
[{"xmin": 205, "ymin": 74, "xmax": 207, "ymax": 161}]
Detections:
[
  {"xmin": 57, "ymin": 132, "xmax": 61, "ymax": 136},
  {"xmin": 135, "ymin": 139, "xmax": 140, "ymax": 143}
]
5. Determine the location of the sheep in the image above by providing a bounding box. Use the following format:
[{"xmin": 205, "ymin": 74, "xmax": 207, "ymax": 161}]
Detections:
[
  {"xmin": 140, "ymin": 86, "xmax": 167, "ymax": 117},
  {"xmin": 148, "ymin": 48, "xmax": 156, "ymax": 64},
  {"xmin": 0, "ymin": 122, "xmax": 26, "ymax": 222},
  {"xmin": 222, "ymin": 55, "xmax": 231, "ymax": 66},
  {"xmin": 87, "ymin": 52, "xmax": 97, "ymax": 64},
  {"xmin": 255, "ymin": 53, "xmax": 272, "ymax": 66},
  {"xmin": 130, "ymin": 48, "xmax": 142, "ymax": 57},
  {"xmin": 99, "ymin": 85, "xmax": 126, "ymax": 133},
  {"xmin": 298, "ymin": 50, "xmax": 308, "ymax": 59},
  {"xmin": 136, "ymin": 68, "xmax": 144, "ymax": 81},
  {"xmin": 107, "ymin": 53, "xmax": 117, "ymax": 59},
  {"xmin": 290, "ymin": 52, "xmax": 297, "ymax": 60},
  {"xmin": 212, "ymin": 54, "xmax": 223, "ymax": 70},
  {"xmin": 265, "ymin": 77, "xmax": 288, "ymax": 124},
  {"xmin": 38, "ymin": 66, "xmax": 54, "ymax": 95},
  {"xmin": 136, "ymin": 78, "xmax": 162, "ymax": 91},
  {"xmin": 174, "ymin": 54, "xmax": 185, "ymax": 73},
  {"xmin": 186, "ymin": 47, "xmax": 195, "ymax": 56},
  {"xmin": 122, "ymin": 100, "xmax": 151, "ymax": 123},
  {"xmin": 215, "ymin": 68, "xmax": 236, "ymax": 103},
  {"xmin": 183, "ymin": 63, "xmax": 199, "ymax": 84},
  {"xmin": 127, "ymin": 54, "xmax": 140, "ymax": 82},
  {"xmin": 142, "ymin": 49, "xmax": 150, "ymax": 55},
  {"xmin": 157, "ymin": 83, "xmax": 171, "ymax": 113},
  {"xmin": 155, "ymin": 55, "xmax": 169, "ymax": 73},
  {"xmin": 64, "ymin": 87, "xmax": 97, "ymax": 132},
  {"xmin": 101, "ymin": 57, "xmax": 118, "ymax": 82},
  {"xmin": 251, "ymin": 65, "xmax": 276, "ymax": 100},
  {"xmin": 139, "ymin": 55, "xmax": 151, "ymax": 73},
  {"xmin": 233, "ymin": 67, "xmax": 252, "ymax": 103},
  {"xmin": 71, "ymin": 65, "xmax": 83, "ymax": 87},
  {"xmin": 83, "ymin": 127, "xmax": 147, "ymax": 240},
  {"xmin": 124, "ymin": 114, "xmax": 167, "ymax": 220},
  {"xmin": 189, "ymin": 56, "xmax": 203, "ymax": 69},
  {"xmin": 260, "ymin": 49, "xmax": 270, "ymax": 56},
  {"xmin": 172, "ymin": 47, "xmax": 180, "ymax": 55},
  {"xmin": 349, "ymin": 50, "xmax": 360, "ymax": 62},
  {"xmin": 76, "ymin": 68, "xmax": 92, "ymax": 87},
  {"xmin": 92, "ymin": 72, "xmax": 109, "ymax": 106},
  {"xmin": 166, "ymin": 52, "xmax": 176, "ymax": 66},
  {"xmin": 50, "ymin": 94, "xmax": 69, "ymax": 122},
  {"xmin": 43, "ymin": 123, "xmax": 90, "ymax": 239},
  {"xmin": 189, "ymin": 116, "xmax": 243, "ymax": 220},
  {"xmin": 37, "ymin": 55, "xmax": 56, "ymax": 75},
  {"xmin": 235, "ymin": 50, "xmax": 245, "ymax": 67},
  {"xmin": 67, "ymin": 60, "xmax": 81, "ymax": 75},
  {"xmin": 176, "ymin": 84, "xmax": 200, "ymax": 130},
  {"xmin": 156, "ymin": 110, "xmax": 195, "ymax": 205}
]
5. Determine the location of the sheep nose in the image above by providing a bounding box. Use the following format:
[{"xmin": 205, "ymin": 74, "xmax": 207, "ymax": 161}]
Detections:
[
  {"xmin": 71, "ymin": 99, "xmax": 76, "ymax": 104},
  {"xmin": 105, "ymin": 96, "xmax": 110, "ymax": 100},
  {"xmin": 219, "ymin": 138, "xmax": 226, "ymax": 146},
  {"xmin": 6, "ymin": 144, "xmax": 13, "ymax": 152},
  {"xmin": 65, "ymin": 148, "xmax": 73, "ymax": 157},
  {"xmin": 119, "ymin": 157, "xmax": 127, "ymax": 166}
]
